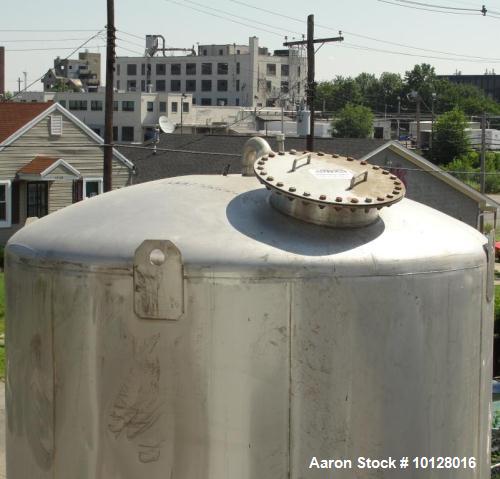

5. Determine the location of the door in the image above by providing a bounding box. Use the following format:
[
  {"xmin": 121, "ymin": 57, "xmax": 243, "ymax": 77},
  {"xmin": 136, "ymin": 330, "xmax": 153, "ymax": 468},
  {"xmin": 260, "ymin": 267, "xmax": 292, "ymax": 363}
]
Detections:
[{"xmin": 27, "ymin": 182, "xmax": 48, "ymax": 218}]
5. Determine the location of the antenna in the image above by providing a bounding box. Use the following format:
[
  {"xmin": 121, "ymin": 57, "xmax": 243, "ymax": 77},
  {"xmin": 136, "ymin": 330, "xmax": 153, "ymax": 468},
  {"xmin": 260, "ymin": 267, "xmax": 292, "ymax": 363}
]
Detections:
[{"xmin": 159, "ymin": 116, "xmax": 175, "ymax": 134}]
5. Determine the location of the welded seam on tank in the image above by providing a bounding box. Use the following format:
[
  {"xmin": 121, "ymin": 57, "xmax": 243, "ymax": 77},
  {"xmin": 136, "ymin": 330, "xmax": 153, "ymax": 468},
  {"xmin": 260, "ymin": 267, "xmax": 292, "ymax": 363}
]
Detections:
[{"xmin": 51, "ymin": 271, "xmax": 56, "ymax": 478}]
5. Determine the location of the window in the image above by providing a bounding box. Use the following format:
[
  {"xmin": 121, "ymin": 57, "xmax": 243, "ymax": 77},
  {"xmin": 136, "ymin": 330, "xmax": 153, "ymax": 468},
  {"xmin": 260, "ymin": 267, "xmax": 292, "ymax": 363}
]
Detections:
[
  {"xmin": 147, "ymin": 101, "xmax": 154, "ymax": 112},
  {"xmin": 122, "ymin": 101, "xmax": 135, "ymax": 111},
  {"xmin": 156, "ymin": 79, "xmax": 166, "ymax": 92},
  {"xmin": 156, "ymin": 64, "xmax": 166, "ymax": 75},
  {"xmin": 217, "ymin": 63, "xmax": 228, "ymax": 75},
  {"xmin": 217, "ymin": 79, "xmax": 228, "ymax": 91},
  {"xmin": 141, "ymin": 80, "xmax": 146, "ymax": 92},
  {"xmin": 171, "ymin": 102, "xmax": 178, "ymax": 113},
  {"xmin": 281, "ymin": 64, "xmax": 289, "ymax": 76},
  {"xmin": 113, "ymin": 126, "xmax": 118, "ymax": 141},
  {"xmin": 235, "ymin": 98, "xmax": 240, "ymax": 106},
  {"xmin": 201, "ymin": 98, "xmax": 212, "ymax": 105},
  {"xmin": 159, "ymin": 101, "xmax": 166, "ymax": 112},
  {"xmin": 203, "ymin": 49, "xmax": 207, "ymax": 56},
  {"xmin": 281, "ymin": 81, "xmax": 289, "ymax": 93},
  {"xmin": 237, "ymin": 49, "xmax": 241, "ymax": 54},
  {"xmin": 127, "ymin": 80, "xmax": 137, "ymax": 91},
  {"xmin": 68, "ymin": 100, "xmax": 87, "ymax": 111},
  {"xmin": 116, "ymin": 80, "xmax": 121, "ymax": 90},
  {"xmin": 50, "ymin": 115, "xmax": 63, "ymax": 136},
  {"xmin": 127, "ymin": 64, "xmax": 137, "ymax": 76},
  {"xmin": 186, "ymin": 63, "xmax": 196, "ymax": 75},
  {"xmin": 0, "ymin": 181, "xmax": 11, "ymax": 226},
  {"xmin": 117, "ymin": 64, "xmax": 121, "ymax": 76},
  {"xmin": 141, "ymin": 63, "xmax": 145, "ymax": 75},
  {"xmin": 171, "ymin": 80, "xmax": 181, "ymax": 92},
  {"xmin": 171, "ymin": 63, "xmax": 181, "ymax": 75},
  {"xmin": 27, "ymin": 182, "xmax": 48, "ymax": 218},
  {"xmin": 183, "ymin": 102, "xmax": 189, "ymax": 113},
  {"xmin": 113, "ymin": 101, "xmax": 119, "ymax": 111},
  {"xmin": 202, "ymin": 63, "xmax": 212, "ymax": 75},
  {"xmin": 217, "ymin": 98, "xmax": 227, "ymax": 106},
  {"xmin": 186, "ymin": 80, "xmax": 196, "ymax": 92},
  {"xmin": 121, "ymin": 126, "xmax": 134, "ymax": 141},
  {"xmin": 91, "ymin": 100, "xmax": 103, "ymax": 111},
  {"xmin": 236, "ymin": 79, "xmax": 240, "ymax": 91},
  {"xmin": 58, "ymin": 100, "xmax": 66, "ymax": 108},
  {"xmin": 236, "ymin": 62, "xmax": 240, "ymax": 74},
  {"xmin": 218, "ymin": 49, "xmax": 223, "ymax": 55},
  {"xmin": 298, "ymin": 66, "xmax": 301, "ymax": 76},
  {"xmin": 83, "ymin": 178, "xmax": 103, "ymax": 199},
  {"xmin": 202, "ymin": 80, "xmax": 212, "ymax": 92},
  {"xmin": 266, "ymin": 64, "xmax": 276, "ymax": 76},
  {"xmin": 266, "ymin": 81, "xmax": 272, "ymax": 92}
]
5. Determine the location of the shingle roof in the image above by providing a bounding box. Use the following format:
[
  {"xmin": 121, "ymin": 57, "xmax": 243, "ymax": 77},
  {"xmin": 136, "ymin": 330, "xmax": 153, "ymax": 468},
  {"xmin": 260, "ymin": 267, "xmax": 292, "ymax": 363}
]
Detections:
[
  {"xmin": 118, "ymin": 134, "xmax": 386, "ymax": 184},
  {"xmin": 18, "ymin": 155, "xmax": 58, "ymax": 174},
  {"xmin": 0, "ymin": 102, "xmax": 53, "ymax": 143}
]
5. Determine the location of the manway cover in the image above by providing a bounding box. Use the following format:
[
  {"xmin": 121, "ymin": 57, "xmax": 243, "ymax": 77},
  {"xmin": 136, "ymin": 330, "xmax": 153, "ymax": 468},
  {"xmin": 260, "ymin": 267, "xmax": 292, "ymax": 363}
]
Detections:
[{"xmin": 254, "ymin": 150, "xmax": 406, "ymax": 227}]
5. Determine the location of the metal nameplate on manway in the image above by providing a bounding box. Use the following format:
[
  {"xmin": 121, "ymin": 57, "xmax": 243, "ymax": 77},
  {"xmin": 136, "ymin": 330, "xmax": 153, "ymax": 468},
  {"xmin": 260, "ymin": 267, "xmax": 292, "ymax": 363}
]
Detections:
[{"xmin": 134, "ymin": 239, "xmax": 184, "ymax": 320}]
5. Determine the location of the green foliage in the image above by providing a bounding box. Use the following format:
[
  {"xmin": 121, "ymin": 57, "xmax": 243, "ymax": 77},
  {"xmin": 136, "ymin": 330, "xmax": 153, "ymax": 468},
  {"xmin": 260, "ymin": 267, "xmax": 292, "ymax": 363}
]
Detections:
[
  {"xmin": 432, "ymin": 109, "xmax": 470, "ymax": 164},
  {"xmin": 332, "ymin": 103, "xmax": 374, "ymax": 138}
]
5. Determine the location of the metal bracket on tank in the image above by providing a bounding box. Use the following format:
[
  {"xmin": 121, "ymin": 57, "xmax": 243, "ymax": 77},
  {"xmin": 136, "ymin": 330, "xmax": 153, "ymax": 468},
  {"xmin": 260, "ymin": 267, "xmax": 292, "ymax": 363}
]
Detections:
[
  {"xmin": 484, "ymin": 231, "xmax": 495, "ymax": 303},
  {"xmin": 134, "ymin": 240, "xmax": 184, "ymax": 320}
]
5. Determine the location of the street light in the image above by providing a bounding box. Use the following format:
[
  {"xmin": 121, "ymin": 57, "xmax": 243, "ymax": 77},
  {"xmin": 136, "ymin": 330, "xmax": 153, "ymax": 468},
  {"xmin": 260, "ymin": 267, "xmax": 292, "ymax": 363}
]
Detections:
[{"xmin": 180, "ymin": 93, "xmax": 187, "ymax": 135}]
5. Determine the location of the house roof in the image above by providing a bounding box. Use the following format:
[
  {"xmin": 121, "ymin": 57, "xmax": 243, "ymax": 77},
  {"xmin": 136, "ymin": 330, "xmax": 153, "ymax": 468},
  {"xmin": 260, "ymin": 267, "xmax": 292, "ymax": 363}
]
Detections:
[
  {"xmin": 118, "ymin": 134, "xmax": 385, "ymax": 184},
  {"xmin": 0, "ymin": 102, "xmax": 133, "ymax": 170},
  {"xmin": 360, "ymin": 141, "xmax": 499, "ymax": 211},
  {"xmin": 18, "ymin": 155, "xmax": 58, "ymax": 174},
  {"xmin": 0, "ymin": 102, "xmax": 53, "ymax": 143}
]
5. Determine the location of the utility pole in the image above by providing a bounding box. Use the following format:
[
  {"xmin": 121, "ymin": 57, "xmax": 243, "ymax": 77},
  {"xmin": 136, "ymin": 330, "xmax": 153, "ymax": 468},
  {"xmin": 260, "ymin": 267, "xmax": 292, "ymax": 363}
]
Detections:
[
  {"xmin": 415, "ymin": 96, "xmax": 421, "ymax": 149},
  {"xmin": 283, "ymin": 16, "xmax": 343, "ymax": 151},
  {"xmin": 430, "ymin": 92, "xmax": 436, "ymax": 155},
  {"xmin": 17, "ymin": 77, "xmax": 21, "ymax": 93},
  {"xmin": 103, "ymin": 0, "xmax": 115, "ymax": 193},
  {"xmin": 479, "ymin": 111, "xmax": 487, "ymax": 232},
  {"xmin": 23, "ymin": 72, "xmax": 27, "ymax": 92},
  {"xmin": 396, "ymin": 96, "xmax": 401, "ymax": 141}
]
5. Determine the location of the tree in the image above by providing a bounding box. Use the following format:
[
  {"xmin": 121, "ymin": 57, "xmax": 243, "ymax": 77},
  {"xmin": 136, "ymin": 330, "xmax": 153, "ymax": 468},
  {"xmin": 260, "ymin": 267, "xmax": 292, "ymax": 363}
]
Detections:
[
  {"xmin": 432, "ymin": 108, "xmax": 470, "ymax": 164},
  {"xmin": 332, "ymin": 103, "xmax": 374, "ymax": 138}
]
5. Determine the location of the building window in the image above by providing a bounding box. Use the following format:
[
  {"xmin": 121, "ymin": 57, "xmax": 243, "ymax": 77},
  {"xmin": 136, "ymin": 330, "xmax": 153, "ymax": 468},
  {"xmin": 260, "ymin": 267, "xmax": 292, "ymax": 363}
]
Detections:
[
  {"xmin": 266, "ymin": 81, "xmax": 272, "ymax": 92},
  {"xmin": 298, "ymin": 66, "xmax": 301, "ymax": 76},
  {"xmin": 236, "ymin": 79, "xmax": 240, "ymax": 91},
  {"xmin": 203, "ymin": 49, "xmax": 207, "ymax": 56},
  {"xmin": 217, "ymin": 80, "xmax": 228, "ymax": 91},
  {"xmin": 68, "ymin": 100, "xmax": 87, "ymax": 111},
  {"xmin": 186, "ymin": 63, "xmax": 196, "ymax": 75},
  {"xmin": 171, "ymin": 80, "xmax": 181, "ymax": 92},
  {"xmin": 156, "ymin": 79, "xmax": 166, "ymax": 92},
  {"xmin": 201, "ymin": 98, "xmax": 212, "ymax": 105},
  {"xmin": 202, "ymin": 79, "xmax": 212, "ymax": 92},
  {"xmin": 0, "ymin": 181, "xmax": 11, "ymax": 226},
  {"xmin": 113, "ymin": 101, "xmax": 119, "ymax": 111},
  {"xmin": 159, "ymin": 101, "xmax": 166, "ymax": 112},
  {"xmin": 281, "ymin": 81, "xmax": 289, "ymax": 93},
  {"xmin": 147, "ymin": 101, "xmax": 154, "ymax": 112},
  {"xmin": 219, "ymin": 49, "xmax": 223, "ymax": 55},
  {"xmin": 202, "ymin": 63, "xmax": 212, "ymax": 75},
  {"xmin": 186, "ymin": 80, "xmax": 196, "ymax": 92},
  {"xmin": 91, "ymin": 100, "xmax": 103, "ymax": 111},
  {"xmin": 127, "ymin": 64, "xmax": 137, "ymax": 76},
  {"xmin": 141, "ymin": 63, "xmax": 145, "ymax": 75},
  {"xmin": 113, "ymin": 126, "xmax": 118, "ymax": 141},
  {"xmin": 281, "ymin": 64, "xmax": 289, "ymax": 76},
  {"xmin": 122, "ymin": 101, "xmax": 135, "ymax": 111},
  {"xmin": 236, "ymin": 62, "xmax": 240, "ymax": 74},
  {"xmin": 235, "ymin": 98, "xmax": 240, "ymax": 106},
  {"xmin": 266, "ymin": 64, "xmax": 276, "ymax": 76},
  {"xmin": 50, "ymin": 115, "xmax": 63, "ymax": 136},
  {"xmin": 58, "ymin": 100, "xmax": 66, "ymax": 108},
  {"xmin": 27, "ymin": 182, "xmax": 48, "ymax": 218},
  {"xmin": 237, "ymin": 49, "xmax": 241, "ymax": 54},
  {"xmin": 217, "ymin": 98, "xmax": 227, "ymax": 106},
  {"xmin": 83, "ymin": 178, "xmax": 103, "ymax": 199},
  {"xmin": 127, "ymin": 80, "xmax": 137, "ymax": 91},
  {"xmin": 217, "ymin": 63, "xmax": 228, "ymax": 75},
  {"xmin": 121, "ymin": 126, "xmax": 134, "ymax": 141},
  {"xmin": 171, "ymin": 102, "xmax": 178, "ymax": 113},
  {"xmin": 171, "ymin": 63, "xmax": 181, "ymax": 75},
  {"xmin": 156, "ymin": 64, "xmax": 166, "ymax": 75},
  {"xmin": 117, "ymin": 64, "xmax": 121, "ymax": 76},
  {"xmin": 183, "ymin": 102, "xmax": 189, "ymax": 113}
]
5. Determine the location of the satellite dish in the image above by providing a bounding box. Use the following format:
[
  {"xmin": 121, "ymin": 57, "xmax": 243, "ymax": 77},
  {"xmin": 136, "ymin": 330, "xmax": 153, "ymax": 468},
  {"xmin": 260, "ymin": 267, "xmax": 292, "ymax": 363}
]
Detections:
[{"xmin": 159, "ymin": 116, "xmax": 175, "ymax": 134}]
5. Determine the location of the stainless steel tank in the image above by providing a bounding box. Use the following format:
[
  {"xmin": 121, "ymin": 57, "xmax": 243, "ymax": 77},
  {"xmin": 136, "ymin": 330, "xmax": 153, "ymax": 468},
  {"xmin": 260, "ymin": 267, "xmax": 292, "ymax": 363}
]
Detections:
[{"xmin": 5, "ymin": 138, "xmax": 494, "ymax": 478}]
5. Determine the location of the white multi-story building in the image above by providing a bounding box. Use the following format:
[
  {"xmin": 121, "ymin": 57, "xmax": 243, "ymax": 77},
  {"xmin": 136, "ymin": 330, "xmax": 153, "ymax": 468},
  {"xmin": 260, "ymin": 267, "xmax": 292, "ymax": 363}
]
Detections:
[{"xmin": 114, "ymin": 36, "xmax": 306, "ymax": 108}]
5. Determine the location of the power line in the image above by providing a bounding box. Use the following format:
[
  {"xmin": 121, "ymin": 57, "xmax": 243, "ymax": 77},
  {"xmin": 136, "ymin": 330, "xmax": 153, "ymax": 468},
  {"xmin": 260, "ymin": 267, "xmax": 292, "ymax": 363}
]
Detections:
[
  {"xmin": 0, "ymin": 37, "xmax": 94, "ymax": 43},
  {"xmin": 377, "ymin": 0, "xmax": 483, "ymax": 15},
  {"xmin": 0, "ymin": 28, "xmax": 102, "ymax": 32},
  {"xmin": 389, "ymin": 0, "xmax": 485, "ymax": 12},
  {"xmin": 5, "ymin": 45, "xmax": 105, "ymax": 52}
]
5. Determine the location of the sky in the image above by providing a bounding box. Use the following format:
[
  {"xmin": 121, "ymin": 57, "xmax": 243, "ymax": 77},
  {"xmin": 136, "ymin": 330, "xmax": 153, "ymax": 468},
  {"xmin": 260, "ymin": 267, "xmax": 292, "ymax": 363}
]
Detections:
[{"xmin": 2, "ymin": 0, "xmax": 500, "ymax": 93}]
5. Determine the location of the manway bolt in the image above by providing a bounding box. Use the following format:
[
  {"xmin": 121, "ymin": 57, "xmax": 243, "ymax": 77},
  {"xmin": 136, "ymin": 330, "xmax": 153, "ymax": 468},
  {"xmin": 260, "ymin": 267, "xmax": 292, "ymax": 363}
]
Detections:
[
  {"xmin": 319, "ymin": 194, "xmax": 327, "ymax": 200},
  {"xmin": 277, "ymin": 182, "xmax": 284, "ymax": 187},
  {"xmin": 289, "ymin": 187, "xmax": 296, "ymax": 192},
  {"xmin": 335, "ymin": 196, "xmax": 343, "ymax": 202}
]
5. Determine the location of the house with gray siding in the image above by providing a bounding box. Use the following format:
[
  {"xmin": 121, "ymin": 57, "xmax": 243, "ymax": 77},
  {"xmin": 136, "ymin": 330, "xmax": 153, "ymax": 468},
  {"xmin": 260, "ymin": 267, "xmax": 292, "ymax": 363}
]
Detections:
[
  {"xmin": 0, "ymin": 102, "xmax": 134, "ymax": 244},
  {"xmin": 360, "ymin": 141, "xmax": 498, "ymax": 229}
]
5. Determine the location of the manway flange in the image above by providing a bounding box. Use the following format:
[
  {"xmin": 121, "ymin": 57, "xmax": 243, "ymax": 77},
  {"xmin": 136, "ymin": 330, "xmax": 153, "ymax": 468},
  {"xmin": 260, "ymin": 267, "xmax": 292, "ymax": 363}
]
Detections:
[{"xmin": 254, "ymin": 150, "xmax": 406, "ymax": 228}]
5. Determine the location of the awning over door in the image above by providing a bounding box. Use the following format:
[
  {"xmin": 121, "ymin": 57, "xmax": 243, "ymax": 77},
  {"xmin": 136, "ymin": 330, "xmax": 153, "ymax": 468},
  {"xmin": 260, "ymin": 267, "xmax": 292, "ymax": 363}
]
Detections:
[{"xmin": 17, "ymin": 155, "xmax": 81, "ymax": 181}]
